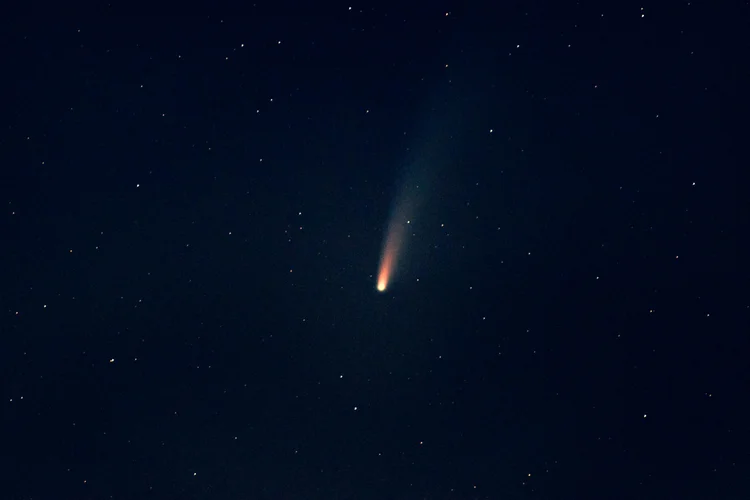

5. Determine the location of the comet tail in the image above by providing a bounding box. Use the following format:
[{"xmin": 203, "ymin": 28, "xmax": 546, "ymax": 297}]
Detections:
[{"xmin": 376, "ymin": 213, "xmax": 408, "ymax": 292}]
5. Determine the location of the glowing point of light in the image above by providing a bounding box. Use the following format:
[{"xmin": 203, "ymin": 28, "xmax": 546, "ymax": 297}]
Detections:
[{"xmin": 377, "ymin": 281, "xmax": 386, "ymax": 292}]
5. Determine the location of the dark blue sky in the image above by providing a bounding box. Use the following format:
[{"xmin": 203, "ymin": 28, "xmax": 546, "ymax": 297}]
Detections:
[{"xmin": 1, "ymin": 3, "xmax": 746, "ymax": 499}]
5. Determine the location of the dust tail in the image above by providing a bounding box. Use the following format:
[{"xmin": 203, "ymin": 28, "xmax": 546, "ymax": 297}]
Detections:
[{"xmin": 376, "ymin": 197, "xmax": 414, "ymax": 292}]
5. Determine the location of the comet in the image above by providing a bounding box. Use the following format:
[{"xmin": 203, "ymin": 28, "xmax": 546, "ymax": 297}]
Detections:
[
  {"xmin": 377, "ymin": 148, "xmax": 435, "ymax": 292},
  {"xmin": 376, "ymin": 199, "xmax": 412, "ymax": 293},
  {"xmin": 375, "ymin": 83, "xmax": 470, "ymax": 292},
  {"xmin": 376, "ymin": 220, "xmax": 402, "ymax": 292},
  {"xmin": 376, "ymin": 223, "xmax": 399, "ymax": 292}
]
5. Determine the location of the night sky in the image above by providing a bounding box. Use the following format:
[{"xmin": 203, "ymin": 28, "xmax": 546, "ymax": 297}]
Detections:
[{"xmin": 1, "ymin": 3, "xmax": 746, "ymax": 499}]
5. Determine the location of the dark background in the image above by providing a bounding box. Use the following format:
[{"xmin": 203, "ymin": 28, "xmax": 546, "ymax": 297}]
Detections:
[{"xmin": 1, "ymin": 2, "xmax": 746, "ymax": 499}]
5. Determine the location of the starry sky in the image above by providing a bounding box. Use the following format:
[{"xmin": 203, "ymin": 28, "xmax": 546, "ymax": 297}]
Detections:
[{"xmin": 1, "ymin": 3, "xmax": 746, "ymax": 499}]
